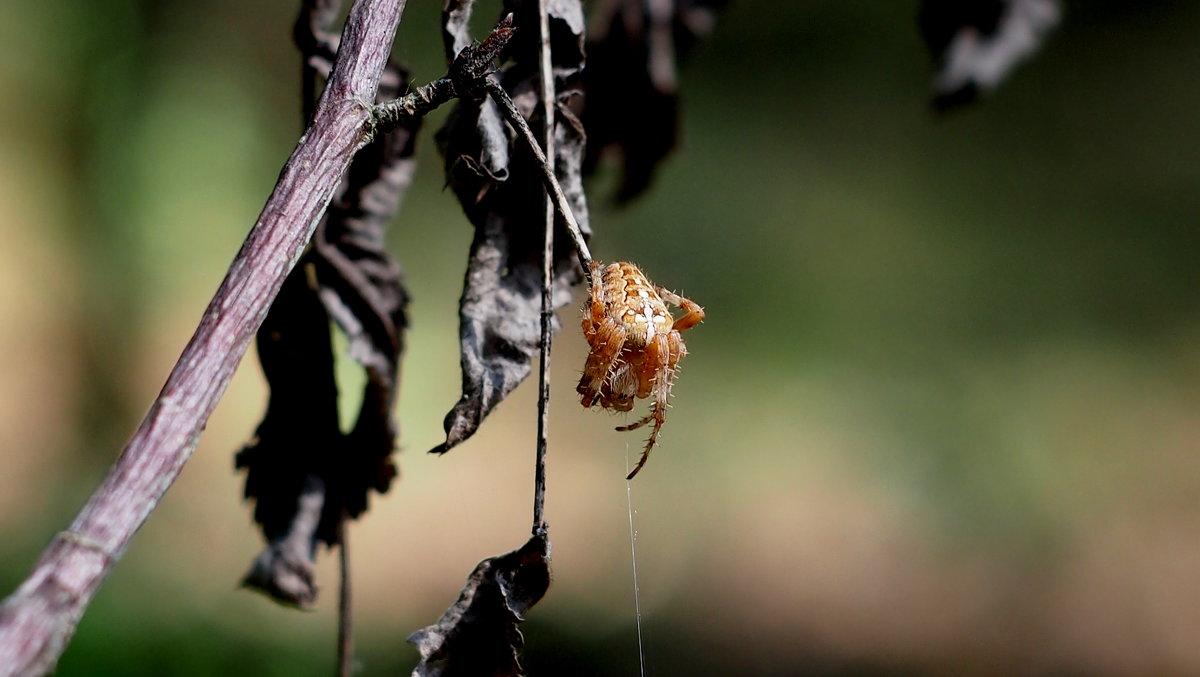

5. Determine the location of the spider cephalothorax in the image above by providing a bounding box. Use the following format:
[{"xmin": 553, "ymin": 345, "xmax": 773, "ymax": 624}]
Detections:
[{"xmin": 577, "ymin": 261, "xmax": 705, "ymax": 479}]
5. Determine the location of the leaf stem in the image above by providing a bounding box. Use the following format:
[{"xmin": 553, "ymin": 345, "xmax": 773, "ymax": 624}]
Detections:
[
  {"xmin": 532, "ymin": 0, "xmax": 556, "ymax": 537},
  {"xmin": 336, "ymin": 518, "xmax": 353, "ymax": 677}
]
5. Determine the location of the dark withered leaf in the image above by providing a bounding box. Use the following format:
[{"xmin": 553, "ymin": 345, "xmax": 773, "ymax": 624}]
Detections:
[
  {"xmin": 238, "ymin": 26, "xmax": 416, "ymax": 603},
  {"xmin": 409, "ymin": 534, "xmax": 551, "ymax": 677},
  {"xmin": 920, "ymin": 0, "xmax": 1060, "ymax": 110},
  {"xmin": 294, "ymin": 0, "xmax": 341, "ymax": 65},
  {"xmin": 431, "ymin": 1, "xmax": 590, "ymax": 455},
  {"xmin": 240, "ymin": 475, "xmax": 327, "ymax": 608},
  {"xmin": 442, "ymin": 0, "xmax": 477, "ymax": 61},
  {"xmin": 236, "ymin": 262, "xmax": 341, "ymax": 607},
  {"xmin": 312, "ymin": 58, "xmax": 415, "ymax": 518},
  {"xmin": 582, "ymin": 0, "xmax": 726, "ymax": 203}
]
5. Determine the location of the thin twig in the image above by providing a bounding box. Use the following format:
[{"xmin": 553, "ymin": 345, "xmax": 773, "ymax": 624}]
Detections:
[
  {"xmin": 372, "ymin": 77, "xmax": 458, "ymax": 131},
  {"xmin": 532, "ymin": 0, "xmax": 555, "ymax": 536},
  {"xmin": 483, "ymin": 79, "xmax": 594, "ymax": 278},
  {"xmin": 0, "ymin": 3, "xmax": 409, "ymax": 676},
  {"xmin": 336, "ymin": 518, "xmax": 353, "ymax": 677},
  {"xmin": 374, "ymin": 16, "xmax": 517, "ymax": 135}
]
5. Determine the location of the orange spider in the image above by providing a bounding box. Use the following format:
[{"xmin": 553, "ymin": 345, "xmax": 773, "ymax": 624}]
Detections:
[{"xmin": 577, "ymin": 261, "xmax": 705, "ymax": 479}]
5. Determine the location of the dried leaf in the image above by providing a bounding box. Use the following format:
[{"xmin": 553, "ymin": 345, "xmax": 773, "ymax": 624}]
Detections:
[
  {"xmin": 237, "ymin": 43, "xmax": 417, "ymax": 604},
  {"xmin": 582, "ymin": 0, "xmax": 725, "ymax": 202},
  {"xmin": 431, "ymin": 2, "xmax": 590, "ymax": 455},
  {"xmin": 240, "ymin": 475, "xmax": 326, "ymax": 608},
  {"xmin": 409, "ymin": 534, "xmax": 552, "ymax": 677},
  {"xmin": 312, "ymin": 58, "xmax": 416, "ymax": 519},
  {"xmin": 441, "ymin": 0, "xmax": 479, "ymax": 64},
  {"xmin": 236, "ymin": 263, "xmax": 341, "ymax": 606},
  {"xmin": 920, "ymin": 0, "xmax": 1060, "ymax": 109},
  {"xmin": 295, "ymin": 0, "xmax": 343, "ymax": 67}
]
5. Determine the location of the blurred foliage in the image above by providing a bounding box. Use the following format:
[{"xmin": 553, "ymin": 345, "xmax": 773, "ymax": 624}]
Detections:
[{"xmin": 2, "ymin": 0, "xmax": 1200, "ymax": 675}]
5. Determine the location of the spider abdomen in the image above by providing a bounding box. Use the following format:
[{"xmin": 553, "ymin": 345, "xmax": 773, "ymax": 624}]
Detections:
[{"xmin": 601, "ymin": 262, "xmax": 672, "ymax": 346}]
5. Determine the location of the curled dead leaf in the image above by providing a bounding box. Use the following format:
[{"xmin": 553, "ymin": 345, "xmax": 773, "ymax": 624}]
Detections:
[
  {"xmin": 431, "ymin": 1, "xmax": 590, "ymax": 455},
  {"xmin": 238, "ymin": 39, "xmax": 416, "ymax": 604},
  {"xmin": 409, "ymin": 534, "xmax": 551, "ymax": 677}
]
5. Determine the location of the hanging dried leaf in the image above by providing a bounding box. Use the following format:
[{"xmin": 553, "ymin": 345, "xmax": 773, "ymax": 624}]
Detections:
[
  {"xmin": 294, "ymin": 0, "xmax": 342, "ymax": 70},
  {"xmin": 408, "ymin": 534, "xmax": 551, "ymax": 677},
  {"xmin": 237, "ymin": 3, "xmax": 416, "ymax": 604},
  {"xmin": 236, "ymin": 264, "xmax": 341, "ymax": 607},
  {"xmin": 582, "ymin": 0, "xmax": 726, "ymax": 203},
  {"xmin": 311, "ymin": 58, "xmax": 416, "ymax": 519},
  {"xmin": 920, "ymin": 0, "xmax": 1060, "ymax": 109},
  {"xmin": 431, "ymin": 2, "xmax": 590, "ymax": 455},
  {"xmin": 239, "ymin": 479, "xmax": 328, "ymax": 609}
]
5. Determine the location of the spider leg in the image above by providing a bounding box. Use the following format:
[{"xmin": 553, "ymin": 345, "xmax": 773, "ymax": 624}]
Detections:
[
  {"xmin": 656, "ymin": 286, "xmax": 705, "ymax": 333},
  {"xmin": 622, "ymin": 332, "xmax": 678, "ymax": 480},
  {"xmin": 576, "ymin": 316, "xmax": 626, "ymax": 408},
  {"xmin": 615, "ymin": 411, "xmax": 654, "ymax": 432},
  {"xmin": 584, "ymin": 261, "xmax": 607, "ymax": 329},
  {"xmin": 578, "ymin": 261, "xmax": 624, "ymax": 408},
  {"xmin": 617, "ymin": 331, "xmax": 682, "ymax": 430}
]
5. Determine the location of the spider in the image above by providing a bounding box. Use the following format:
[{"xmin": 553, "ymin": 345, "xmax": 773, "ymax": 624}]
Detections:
[{"xmin": 577, "ymin": 261, "xmax": 705, "ymax": 479}]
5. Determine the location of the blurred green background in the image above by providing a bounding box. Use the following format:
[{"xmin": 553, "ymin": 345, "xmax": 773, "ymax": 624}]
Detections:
[{"xmin": 2, "ymin": 1, "xmax": 1200, "ymax": 674}]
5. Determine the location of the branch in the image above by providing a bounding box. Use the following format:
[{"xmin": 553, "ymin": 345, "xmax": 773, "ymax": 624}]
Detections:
[
  {"xmin": 371, "ymin": 15, "xmax": 517, "ymax": 134},
  {"xmin": 0, "ymin": 2, "xmax": 409, "ymax": 675}
]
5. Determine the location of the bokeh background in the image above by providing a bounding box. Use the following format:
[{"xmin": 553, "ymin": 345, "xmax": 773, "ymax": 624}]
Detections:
[{"xmin": 3, "ymin": 1, "xmax": 1200, "ymax": 674}]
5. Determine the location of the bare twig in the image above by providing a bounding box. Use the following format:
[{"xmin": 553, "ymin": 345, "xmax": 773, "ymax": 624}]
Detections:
[
  {"xmin": 373, "ymin": 16, "xmax": 517, "ymax": 135},
  {"xmin": 336, "ymin": 518, "xmax": 353, "ymax": 677},
  {"xmin": 483, "ymin": 78, "xmax": 594, "ymax": 277},
  {"xmin": 372, "ymin": 78, "xmax": 458, "ymax": 131},
  {"xmin": 532, "ymin": 0, "xmax": 555, "ymax": 536},
  {"xmin": 0, "ymin": 2, "xmax": 408, "ymax": 675}
]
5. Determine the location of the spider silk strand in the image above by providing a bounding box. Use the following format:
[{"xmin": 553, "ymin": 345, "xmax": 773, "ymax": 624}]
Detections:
[{"xmin": 626, "ymin": 446, "xmax": 647, "ymax": 677}]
